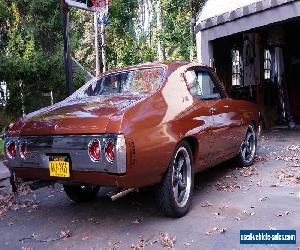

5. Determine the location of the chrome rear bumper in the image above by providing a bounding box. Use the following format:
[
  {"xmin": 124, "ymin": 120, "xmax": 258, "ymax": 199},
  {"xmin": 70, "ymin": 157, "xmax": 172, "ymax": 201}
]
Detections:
[{"xmin": 5, "ymin": 134, "xmax": 126, "ymax": 174}]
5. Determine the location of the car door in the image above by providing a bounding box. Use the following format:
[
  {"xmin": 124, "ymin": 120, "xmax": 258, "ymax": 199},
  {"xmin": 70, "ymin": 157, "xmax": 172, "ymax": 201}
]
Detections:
[
  {"xmin": 194, "ymin": 70, "xmax": 242, "ymax": 165},
  {"xmin": 184, "ymin": 69, "xmax": 214, "ymax": 170}
]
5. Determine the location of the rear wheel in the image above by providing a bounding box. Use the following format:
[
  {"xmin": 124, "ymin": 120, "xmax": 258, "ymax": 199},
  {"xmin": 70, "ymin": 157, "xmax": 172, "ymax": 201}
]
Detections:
[
  {"xmin": 237, "ymin": 124, "xmax": 257, "ymax": 167},
  {"xmin": 155, "ymin": 141, "xmax": 194, "ymax": 218},
  {"xmin": 63, "ymin": 184, "xmax": 100, "ymax": 202}
]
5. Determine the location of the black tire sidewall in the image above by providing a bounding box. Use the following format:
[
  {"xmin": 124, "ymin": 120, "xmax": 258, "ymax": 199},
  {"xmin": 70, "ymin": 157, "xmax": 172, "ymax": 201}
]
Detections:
[
  {"xmin": 238, "ymin": 124, "xmax": 257, "ymax": 167},
  {"xmin": 156, "ymin": 141, "xmax": 194, "ymax": 217}
]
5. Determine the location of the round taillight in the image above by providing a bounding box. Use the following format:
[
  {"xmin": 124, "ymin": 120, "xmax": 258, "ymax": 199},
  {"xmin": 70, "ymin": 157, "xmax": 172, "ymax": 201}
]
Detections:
[
  {"xmin": 20, "ymin": 142, "xmax": 28, "ymax": 159},
  {"xmin": 6, "ymin": 141, "xmax": 16, "ymax": 159},
  {"xmin": 88, "ymin": 139, "xmax": 101, "ymax": 161},
  {"xmin": 105, "ymin": 141, "xmax": 115, "ymax": 163}
]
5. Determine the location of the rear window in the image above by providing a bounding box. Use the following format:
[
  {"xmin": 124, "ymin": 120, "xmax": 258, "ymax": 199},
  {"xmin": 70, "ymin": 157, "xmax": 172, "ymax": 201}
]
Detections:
[{"xmin": 75, "ymin": 67, "xmax": 164, "ymax": 99}]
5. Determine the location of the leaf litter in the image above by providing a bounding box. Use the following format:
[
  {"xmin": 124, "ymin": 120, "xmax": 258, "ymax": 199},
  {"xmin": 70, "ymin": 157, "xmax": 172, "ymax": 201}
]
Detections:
[{"xmin": 0, "ymin": 179, "xmax": 39, "ymax": 218}]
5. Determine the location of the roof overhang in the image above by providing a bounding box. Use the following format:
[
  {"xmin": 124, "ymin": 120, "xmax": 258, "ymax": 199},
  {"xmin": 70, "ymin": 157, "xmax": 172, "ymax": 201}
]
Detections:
[{"xmin": 196, "ymin": 0, "xmax": 298, "ymax": 32}]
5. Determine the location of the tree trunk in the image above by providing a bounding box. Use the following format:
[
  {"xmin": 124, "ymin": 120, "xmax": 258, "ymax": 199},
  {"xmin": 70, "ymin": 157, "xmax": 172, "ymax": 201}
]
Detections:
[
  {"xmin": 189, "ymin": 0, "xmax": 195, "ymax": 61},
  {"xmin": 156, "ymin": 0, "xmax": 165, "ymax": 61}
]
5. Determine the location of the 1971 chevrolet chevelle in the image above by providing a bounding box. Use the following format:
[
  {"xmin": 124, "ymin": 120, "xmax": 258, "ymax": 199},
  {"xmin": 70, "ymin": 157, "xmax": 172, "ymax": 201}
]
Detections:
[{"xmin": 4, "ymin": 61, "xmax": 259, "ymax": 217}]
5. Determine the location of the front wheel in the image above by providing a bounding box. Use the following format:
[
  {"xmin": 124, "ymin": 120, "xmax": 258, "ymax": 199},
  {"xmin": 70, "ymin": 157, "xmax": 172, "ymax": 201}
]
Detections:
[
  {"xmin": 155, "ymin": 141, "xmax": 194, "ymax": 218},
  {"xmin": 63, "ymin": 184, "xmax": 100, "ymax": 202},
  {"xmin": 237, "ymin": 124, "xmax": 257, "ymax": 167}
]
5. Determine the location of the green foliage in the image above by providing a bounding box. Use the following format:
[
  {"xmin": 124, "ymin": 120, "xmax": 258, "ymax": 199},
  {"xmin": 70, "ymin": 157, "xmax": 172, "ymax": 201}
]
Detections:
[
  {"xmin": 0, "ymin": 0, "xmax": 85, "ymax": 123},
  {"xmin": 0, "ymin": 0, "xmax": 203, "ymax": 125},
  {"xmin": 162, "ymin": 0, "xmax": 190, "ymax": 60}
]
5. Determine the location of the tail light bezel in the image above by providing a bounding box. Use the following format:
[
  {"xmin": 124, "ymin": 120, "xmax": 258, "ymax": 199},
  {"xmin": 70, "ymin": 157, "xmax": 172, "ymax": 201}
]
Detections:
[
  {"xmin": 19, "ymin": 141, "xmax": 28, "ymax": 159},
  {"xmin": 88, "ymin": 139, "xmax": 101, "ymax": 162},
  {"xmin": 6, "ymin": 141, "xmax": 17, "ymax": 159},
  {"xmin": 104, "ymin": 140, "xmax": 116, "ymax": 163}
]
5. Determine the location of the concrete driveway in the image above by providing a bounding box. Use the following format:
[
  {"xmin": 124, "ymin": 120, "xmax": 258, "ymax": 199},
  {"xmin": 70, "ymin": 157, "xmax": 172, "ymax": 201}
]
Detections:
[{"xmin": 0, "ymin": 128, "xmax": 299, "ymax": 250}]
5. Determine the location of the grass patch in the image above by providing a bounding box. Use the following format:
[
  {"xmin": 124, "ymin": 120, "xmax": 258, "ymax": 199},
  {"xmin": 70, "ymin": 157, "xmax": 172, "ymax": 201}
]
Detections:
[{"xmin": 0, "ymin": 138, "xmax": 4, "ymax": 156}]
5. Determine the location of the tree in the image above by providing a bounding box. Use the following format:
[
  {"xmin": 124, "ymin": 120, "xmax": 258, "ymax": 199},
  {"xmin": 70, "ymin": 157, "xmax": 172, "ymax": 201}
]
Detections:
[{"xmin": 156, "ymin": 0, "xmax": 165, "ymax": 61}]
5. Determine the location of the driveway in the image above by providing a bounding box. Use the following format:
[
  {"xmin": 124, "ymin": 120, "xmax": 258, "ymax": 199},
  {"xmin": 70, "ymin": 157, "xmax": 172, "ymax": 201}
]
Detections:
[{"xmin": 0, "ymin": 128, "xmax": 299, "ymax": 250}]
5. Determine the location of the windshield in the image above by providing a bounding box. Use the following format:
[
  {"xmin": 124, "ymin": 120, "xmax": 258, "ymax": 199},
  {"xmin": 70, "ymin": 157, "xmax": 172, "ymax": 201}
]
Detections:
[{"xmin": 75, "ymin": 67, "xmax": 164, "ymax": 99}]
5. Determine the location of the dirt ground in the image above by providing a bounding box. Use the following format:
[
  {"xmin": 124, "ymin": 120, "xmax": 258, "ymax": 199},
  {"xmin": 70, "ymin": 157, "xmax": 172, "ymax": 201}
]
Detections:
[{"xmin": 0, "ymin": 128, "xmax": 299, "ymax": 250}]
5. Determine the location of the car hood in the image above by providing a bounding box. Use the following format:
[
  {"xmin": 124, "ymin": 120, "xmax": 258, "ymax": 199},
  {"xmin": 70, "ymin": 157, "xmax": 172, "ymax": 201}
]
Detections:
[{"xmin": 8, "ymin": 94, "xmax": 147, "ymax": 136}]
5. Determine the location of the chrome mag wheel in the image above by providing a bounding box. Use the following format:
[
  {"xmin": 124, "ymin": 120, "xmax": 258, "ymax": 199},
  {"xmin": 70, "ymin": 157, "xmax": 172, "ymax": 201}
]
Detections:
[
  {"xmin": 240, "ymin": 125, "xmax": 256, "ymax": 163},
  {"xmin": 172, "ymin": 146, "xmax": 192, "ymax": 208}
]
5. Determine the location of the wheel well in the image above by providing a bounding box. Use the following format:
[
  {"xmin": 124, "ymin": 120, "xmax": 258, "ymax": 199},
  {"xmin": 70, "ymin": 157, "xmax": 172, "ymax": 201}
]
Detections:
[{"xmin": 183, "ymin": 136, "xmax": 199, "ymax": 163}]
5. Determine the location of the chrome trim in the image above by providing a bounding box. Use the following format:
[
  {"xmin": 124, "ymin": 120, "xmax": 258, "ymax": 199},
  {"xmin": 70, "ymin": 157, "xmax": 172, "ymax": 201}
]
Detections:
[
  {"xmin": 5, "ymin": 140, "xmax": 16, "ymax": 159},
  {"xmin": 5, "ymin": 134, "xmax": 127, "ymax": 174},
  {"xmin": 104, "ymin": 140, "xmax": 115, "ymax": 163},
  {"xmin": 88, "ymin": 139, "xmax": 101, "ymax": 162},
  {"xmin": 19, "ymin": 141, "xmax": 28, "ymax": 160},
  {"xmin": 116, "ymin": 135, "xmax": 126, "ymax": 174}
]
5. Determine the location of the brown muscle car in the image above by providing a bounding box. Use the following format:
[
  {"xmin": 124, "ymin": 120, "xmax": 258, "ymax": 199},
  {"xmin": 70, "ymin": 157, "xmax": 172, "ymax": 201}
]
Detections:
[{"xmin": 4, "ymin": 61, "xmax": 259, "ymax": 217}]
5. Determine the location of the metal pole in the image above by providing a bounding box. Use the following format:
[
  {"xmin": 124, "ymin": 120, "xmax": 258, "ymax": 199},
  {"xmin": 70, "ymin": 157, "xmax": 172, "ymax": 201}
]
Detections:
[
  {"xmin": 100, "ymin": 22, "xmax": 107, "ymax": 73},
  {"xmin": 94, "ymin": 12, "xmax": 100, "ymax": 77},
  {"xmin": 62, "ymin": 0, "xmax": 73, "ymax": 95}
]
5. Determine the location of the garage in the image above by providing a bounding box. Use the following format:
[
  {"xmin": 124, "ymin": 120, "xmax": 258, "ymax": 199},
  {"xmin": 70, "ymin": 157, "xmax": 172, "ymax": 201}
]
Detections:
[{"xmin": 196, "ymin": 0, "xmax": 300, "ymax": 129}]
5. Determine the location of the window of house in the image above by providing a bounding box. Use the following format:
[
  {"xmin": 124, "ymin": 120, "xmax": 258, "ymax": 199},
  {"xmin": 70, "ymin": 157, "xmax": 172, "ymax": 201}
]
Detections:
[
  {"xmin": 185, "ymin": 70, "xmax": 221, "ymax": 100},
  {"xmin": 232, "ymin": 49, "xmax": 243, "ymax": 86},
  {"xmin": 264, "ymin": 49, "xmax": 272, "ymax": 80}
]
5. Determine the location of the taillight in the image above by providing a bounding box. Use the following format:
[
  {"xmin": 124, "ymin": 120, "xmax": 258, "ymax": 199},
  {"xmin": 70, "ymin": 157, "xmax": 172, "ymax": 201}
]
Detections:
[
  {"xmin": 105, "ymin": 141, "xmax": 115, "ymax": 163},
  {"xmin": 20, "ymin": 142, "xmax": 28, "ymax": 159},
  {"xmin": 6, "ymin": 141, "xmax": 16, "ymax": 159},
  {"xmin": 88, "ymin": 139, "xmax": 101, "ymax": 161}
]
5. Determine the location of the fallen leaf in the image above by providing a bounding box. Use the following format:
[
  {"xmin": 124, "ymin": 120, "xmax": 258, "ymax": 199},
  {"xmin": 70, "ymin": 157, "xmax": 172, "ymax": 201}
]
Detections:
[
  {"xmin": 159, "ymin": 232, "xmax": 176, "ymax": 249},
  {"xmin": 7, "ymin": 220, "xmax": 15, "ymax": 226},
  {"xmin": 276, "ymin": 169, "xmax": 300, "ymax": 184},
  {"xmin": 59, "ymin": 229, "xmax": 72, "ymax": 239},
  {"xmin": 201, "ymin": 201, "xmax": 213, "ymax": 207},
  {"xmin": 254, "ymin": 155, "xmax": 268, "ymax": 163},
  {"xmin": 239, "ymin": 166, "xmax": 257, "ymax": 177},
  {"xmin": 132, "ymin": 218, "xmax": 143, "ymax": 224},
  {"xmin": 22, "ymin": 246, "xmax": 34, "ymax": 250},
  {"xmin": 205, "ymin": 227, "xmax": 227, "ymax": 235},
  {"xmin": 259, "ymin": 196, "xmax": 269, "ymax": 202}
]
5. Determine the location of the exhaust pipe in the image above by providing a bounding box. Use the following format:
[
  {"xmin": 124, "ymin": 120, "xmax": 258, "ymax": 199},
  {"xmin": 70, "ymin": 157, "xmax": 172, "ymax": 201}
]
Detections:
[{"xmin": 110, "ymin": 188, "xmax": 136, "ymax": 201}]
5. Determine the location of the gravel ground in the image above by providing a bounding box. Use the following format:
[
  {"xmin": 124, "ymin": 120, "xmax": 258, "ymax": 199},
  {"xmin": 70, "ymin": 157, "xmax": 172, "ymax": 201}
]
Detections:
[{"xmin": 0, "ymin": 128, "xmax": 299, "ymax": 250}]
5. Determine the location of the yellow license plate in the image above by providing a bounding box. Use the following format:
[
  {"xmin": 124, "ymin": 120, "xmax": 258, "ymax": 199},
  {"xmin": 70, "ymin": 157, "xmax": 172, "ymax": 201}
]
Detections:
[{"xmin": 49, "ymin": 157, "xmax": 70, "ymax": 178}]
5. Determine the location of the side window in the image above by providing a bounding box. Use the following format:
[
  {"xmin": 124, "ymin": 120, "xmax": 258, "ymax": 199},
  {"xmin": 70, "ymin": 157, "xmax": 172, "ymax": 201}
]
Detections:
[{"xmin": 186, "ymin": 70, "xmax": 221, "ymax": 100}]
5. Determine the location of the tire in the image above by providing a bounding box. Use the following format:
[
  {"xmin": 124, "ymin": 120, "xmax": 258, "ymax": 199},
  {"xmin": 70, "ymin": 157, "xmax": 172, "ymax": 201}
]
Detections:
[
  {"xmin": 155, "ymin": 141, "xmax": 194, "ymax": 218},
  {"xmin": 63, "ymin": 184, "xmax": 100, "ymax": 202},
  {"xmin": 237, "ymin": 124, "xmax": 257, "ymax": 167}
]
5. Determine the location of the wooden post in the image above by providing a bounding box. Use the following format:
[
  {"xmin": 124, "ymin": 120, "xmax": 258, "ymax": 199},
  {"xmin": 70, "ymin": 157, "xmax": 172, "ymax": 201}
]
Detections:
[
  {"xmin": 100, "ymin": 22, "xmax": 107, "ymax": 73},
  {"xmin": 94, "ymin": 12, "xmax": 101, "ymax": 77},
  {"xmin": 61, "ymin": 0, "xmax": 73, "ymax": 95}
]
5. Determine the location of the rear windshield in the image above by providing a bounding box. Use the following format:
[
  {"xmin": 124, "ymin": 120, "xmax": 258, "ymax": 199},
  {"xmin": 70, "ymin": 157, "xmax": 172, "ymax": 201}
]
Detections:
[{"xmin": 75, "ymin": 67, "xmax": 164, "ymax": 99}]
